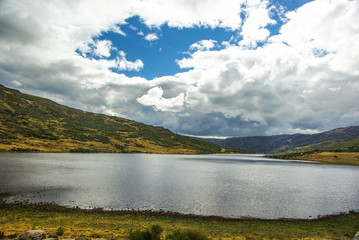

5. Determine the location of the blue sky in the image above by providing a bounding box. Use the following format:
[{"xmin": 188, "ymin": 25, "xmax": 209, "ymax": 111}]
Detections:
[
  {"xmin": 1, "ymin": 0, "xmax": 358, "ymax": 137},
  {"xmin": 98, "ymin": 16, "xmax": 236, "ymax": 79},
  {"xmin": 82, "ymin": 16, "xmax": 235, "ymax": 79},
  {"xmin": 83, "ymin": 1, "xmax": 296, "ymax": 80}
]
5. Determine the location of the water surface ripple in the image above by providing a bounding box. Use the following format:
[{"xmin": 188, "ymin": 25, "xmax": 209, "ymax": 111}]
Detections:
[{"xmin": 1, "ymin": 153, "xmax": 358, "ymax": 219}]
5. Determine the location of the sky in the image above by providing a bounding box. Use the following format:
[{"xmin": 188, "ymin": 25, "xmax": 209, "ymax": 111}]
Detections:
[{"xmin": 0, "ymin": 0, "xmax": 358, "ymax": 137}]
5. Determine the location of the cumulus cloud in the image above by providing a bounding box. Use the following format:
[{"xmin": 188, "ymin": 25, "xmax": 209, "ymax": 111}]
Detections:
[
  {"xmin": 111, "ymin": 26, "xmax": 127, "ymax": 36},
  {"xmin": 189, "ymin": 40, "xmax": 217, "ymax": 51},
  {"xmin": 144, "ymin": 33, "xmax": 159, "ymax": 41},
  {"xmin": 77, "ymin": 39, "xmax": 114, "ymax": 58},
  {"xmin": 93, "ymin": 40, "xmax": 113, "ymax": 57},
  {"xmin": 116, "ymin": 51, "xmax": 144, "ymax": 72},
  {"xmin": 135, "ymin": 0, "xmax": 245, "ymax": 29},
  {"xmin": 0, "ymin": 0, "xmax": 358, "ymax": 137},
  {"xmin": 172, "ymin": 0, "xmax": 359, "ymax": 134},
  {"xmin": 137, "ymin": 87, "xmax": 185, "ymax": 112},
  {"xmin": 239, "ymin": 0, "xmax": 276, "ymax": 47}
]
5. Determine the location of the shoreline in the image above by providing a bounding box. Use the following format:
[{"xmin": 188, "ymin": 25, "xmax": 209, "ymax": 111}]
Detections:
[
  {"xmin": 1, "ymin": 201, "xmax": 359, "ymax": 240},
  {"xmin": 1, "ymin": 197, "xmax": 358, "ymax": 222}
]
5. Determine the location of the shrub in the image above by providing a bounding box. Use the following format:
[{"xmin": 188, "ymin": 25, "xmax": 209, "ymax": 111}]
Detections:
[
  {"xmin": 129, "ymin": 224, "xmax": 163, "ymax": 240},
  {"xmin": 150, "ymin": 225, "xmax": 163, "ymax": 239},
  {"xmin": 166, "ymin": 229, "xmax": 210, "ymax": 240},
  {"xmin": 69, "ymin": 148, "xmax": 99, "ymax": 153},
  {"xmin": 56, "ymin": 227, "xmax": 64, "ymax": 236}
]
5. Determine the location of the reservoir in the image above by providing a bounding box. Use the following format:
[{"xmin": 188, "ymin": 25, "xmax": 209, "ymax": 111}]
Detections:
[{"xmin": 0, "ymin": 153, "xmax": 358, "ymax": 219}]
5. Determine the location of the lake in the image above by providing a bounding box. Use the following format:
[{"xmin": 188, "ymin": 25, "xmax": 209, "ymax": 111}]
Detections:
[{"xmin": 0, "ymin": 153, "xmax": 358, "ymax": 219}]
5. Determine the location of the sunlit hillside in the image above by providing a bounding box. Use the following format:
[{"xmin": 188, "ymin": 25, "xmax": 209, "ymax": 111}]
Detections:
[{"xmin": 0, "ymin": 84, "xmax": 239, "ymax": 154}]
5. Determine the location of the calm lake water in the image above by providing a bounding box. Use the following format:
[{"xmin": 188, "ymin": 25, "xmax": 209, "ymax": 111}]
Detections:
[{"xmin": 0, "ymin": 153, "xmax": 358, "ymax": 219}]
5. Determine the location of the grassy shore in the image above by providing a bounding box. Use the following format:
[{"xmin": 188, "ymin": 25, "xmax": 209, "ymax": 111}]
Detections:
[
  {"xmin": 266, "ymin": 151, "xmax": 359, "ymax": 166},
  {"xmin": 0, "ymin": 203, "xmax": 358, "ymax": 240}
]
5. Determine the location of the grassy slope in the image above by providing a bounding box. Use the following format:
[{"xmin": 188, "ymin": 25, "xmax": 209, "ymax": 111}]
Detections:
[
  {"xmin": 1, "ymin": 203, "xmax": 358, "ymax": 240},
  {"xmin": 294, "ymin": 136, "xmax": 359, "ymax": 152},
  {"xmin": 266, "ymin": 136, "xmax": 359, "ymax": 165},
  {"xmin": 294, "ymin": 137, "xmax": 359, "ymax": 165},
  {"xmin": 0, "ymin": 84, "xmax": 229, "ymax": 154}
]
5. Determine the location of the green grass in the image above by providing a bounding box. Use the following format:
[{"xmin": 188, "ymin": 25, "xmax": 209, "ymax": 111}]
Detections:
[{"xmin": 0, "ymin": 203, "xmax": 358, "ymax": 240}]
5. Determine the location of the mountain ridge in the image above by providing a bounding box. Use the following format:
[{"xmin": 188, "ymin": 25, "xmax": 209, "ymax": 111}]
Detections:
[{"xmin": 202, "ymin": 125, "xmax": 359, "ymax": 153}]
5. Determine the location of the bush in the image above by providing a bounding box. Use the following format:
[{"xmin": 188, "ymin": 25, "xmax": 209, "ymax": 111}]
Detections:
[
  {"xmin": 150, "ymin": 225, "xmax": 163, "ymax": 239},
  {"xmin": 129, "ymin": 225, "xmax": 210, "ymax": 240},
  {"xmin": 69, "ymin": 148, "xmax": 99, "ymax": 153},
  {"xmin": 129, "ymin": 224, "xmax": 163, "ymax": 240},
  {"xmin": 166, "ymin": 230, "xmax": 210, "ymax": 240},
  {"xmin": 56, "ymin": 227, "xmax": 64, "ymax": 236}
]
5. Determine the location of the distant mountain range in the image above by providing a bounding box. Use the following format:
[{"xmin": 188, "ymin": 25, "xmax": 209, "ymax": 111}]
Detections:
[
  {"xmin": 0, "ymin": 84, "xmax": 238, "ymax": 154},
  {"xmin": 201, "ymin": 126, "xmax": 359, "ymax": 153}
]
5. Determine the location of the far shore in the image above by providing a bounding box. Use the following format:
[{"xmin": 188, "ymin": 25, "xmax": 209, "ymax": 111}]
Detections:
[
  {"xmin": 266, "ymin": 151, "xmax": 359, "ymax": 166},
  {"xmin": 1, "ymin": 150, "xmax": 359, "ymax": 166},
  {"xmin": 0, "ymin": 146, "xmax": 252, "ymax": 155}
]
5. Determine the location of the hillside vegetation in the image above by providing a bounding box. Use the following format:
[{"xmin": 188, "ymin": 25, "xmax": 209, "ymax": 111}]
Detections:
[
  {"xmin": 266, "ymin": 149, "xmax": 359, "ymax": 166},
  {"xmin": 0, "ymin": 84, "xmax": 232, "ymax": 154},
  {"xmin": 263, "ymin": 133, "xmax": 359, "ymax": 165}
]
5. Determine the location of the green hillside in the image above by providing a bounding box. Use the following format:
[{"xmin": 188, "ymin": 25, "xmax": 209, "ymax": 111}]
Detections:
[
  {"xmin": 0, "ymin": 84, "xmax": 227, "ymax": 154},
  {"xmin": 294, "ymin": 136, "xmax": 359, "ymax": 152},
  {"xmin": 265, "ymin": 137, "xmax": 359, "ymax": 166}
]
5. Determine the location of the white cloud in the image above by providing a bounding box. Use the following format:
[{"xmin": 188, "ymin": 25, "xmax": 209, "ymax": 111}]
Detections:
[
  {"xmin": 172, "ymin": 0, "xmax": 359, "ymax": 134},
  {"xmin": 329, "ymin": 87, "xmax": 341, "ymax": 92},
  {"xmin": 111, "ymin": 26, "xmax": 127, "ymax": 36},
  {"xmin": 270, "ymin": 0, "xmax": 359, "ymax": 73},
  {"xmin": 0, "ymin": 0, "xmax": 358, "ymax": 137},
  {"xmin": 144, "ymin": 33, "xmax": 159, "ymax": 41},
  {"xmin": 239, "ymin": 0, "xmax": 276, "ymax": 47},
  {"xmin": 12, "ymin": 80, "xmax": 23, "ymax": 87},
  {"xmin": 134, "ymin": 0, "xmax": 245, "ymax": 29},
  {"xmin": 137, "ymin": 87, "xmax": 185, "ymax": 112},
  {"xmin": 189, "ymin": 40, "xmax": 217, "ymax": 51},
  {"xmin": 116, "ymin": 51, "xmax": 144, "ymax": 72},
  {"xmin": 93, "ymin": 40, "xmax": 113, "ymax": 58}
]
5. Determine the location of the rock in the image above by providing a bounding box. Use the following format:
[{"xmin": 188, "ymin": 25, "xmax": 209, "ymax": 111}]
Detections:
[{"xmin": 18, "ymin": 230, "xmax": 47, "ymax": 240}]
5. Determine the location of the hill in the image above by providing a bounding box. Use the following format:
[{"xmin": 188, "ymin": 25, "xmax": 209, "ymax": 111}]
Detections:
[
  {"xmin": 203, "ymin": 126, "xmax": 359, "ymax": 153},
  {"xmin": 0, "ymin": 84, "xmax": 226, "ymax": 154}
]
